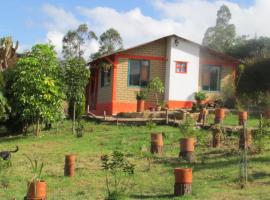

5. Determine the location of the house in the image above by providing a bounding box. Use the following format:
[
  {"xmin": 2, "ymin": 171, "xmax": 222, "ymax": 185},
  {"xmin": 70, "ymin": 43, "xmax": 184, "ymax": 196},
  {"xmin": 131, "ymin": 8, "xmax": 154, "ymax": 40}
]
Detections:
[{"xmin": 86, "ymin": 34, "xmax": 239, "ymax": 115}]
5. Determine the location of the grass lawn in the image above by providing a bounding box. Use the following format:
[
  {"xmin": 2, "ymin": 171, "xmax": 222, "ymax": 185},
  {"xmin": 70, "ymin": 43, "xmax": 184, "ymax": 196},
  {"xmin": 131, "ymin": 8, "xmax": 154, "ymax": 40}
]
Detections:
[
  {"xmin": 0, "ymin": 120, "xmax": 270, "ymax": 200},
  {"xmin": 207, "ymin": 113, "xmax": 260, "ymax": 127}
]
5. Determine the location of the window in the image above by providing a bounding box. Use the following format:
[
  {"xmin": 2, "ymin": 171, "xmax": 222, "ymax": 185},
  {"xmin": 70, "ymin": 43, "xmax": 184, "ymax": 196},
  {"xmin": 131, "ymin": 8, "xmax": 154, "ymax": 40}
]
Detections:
[
  {"xmin": 175, "ymin": 61, "xmax": 188, "ymax": 73},
  {"xmin": 101, "ymin": 69, "xmax": 111, "ymax": 87},
  {"xmin": 202, "ymin": 65, "xmax": 221, "ymax": 91},
  {"xmin": 128, "ymin": 59, "xmax": 150, "ymax": 87}
]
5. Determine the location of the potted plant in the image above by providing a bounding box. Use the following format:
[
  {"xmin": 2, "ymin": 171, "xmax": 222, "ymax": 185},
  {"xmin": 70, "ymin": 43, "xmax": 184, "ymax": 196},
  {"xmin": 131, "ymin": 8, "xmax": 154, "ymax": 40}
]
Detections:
[
  {"xmin": 136, "ymin": 90, "xmax": 147, "ymax": 112},
  {"xmin": 179, "ymin": 116, "xmax": 196, "ymax": 162},
  {"xmin": 25, "ymin": 155, "xmax": 46, "ymax": 200},
  {"xmin": 147, "ymin": 77, "xmax": 165, "ymax": 111},
  {"xmin": 194, "ymin": 91, "xmax": 207, "ymax": 106}
]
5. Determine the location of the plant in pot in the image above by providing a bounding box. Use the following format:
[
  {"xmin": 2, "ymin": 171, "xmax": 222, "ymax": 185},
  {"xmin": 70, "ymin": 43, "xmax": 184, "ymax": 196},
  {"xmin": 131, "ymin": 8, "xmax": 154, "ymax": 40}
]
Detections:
[
  {"xmin": 136, "ymin": 90, "xmax": 147, "ymax": 112},
  {"xmin": 147, "ymin": 77, "xmax": 165, "ymax": 111},
  {"xmin": 179, "ymin": 116, "xmax": 196, "ymax": 162},
  {"xmin": 24, "ymin": 155, "xmax": 46, "ymax": 200},
  {"xmin": 194, "ymin": 91, "xmax": 207, "ymax": 107}
]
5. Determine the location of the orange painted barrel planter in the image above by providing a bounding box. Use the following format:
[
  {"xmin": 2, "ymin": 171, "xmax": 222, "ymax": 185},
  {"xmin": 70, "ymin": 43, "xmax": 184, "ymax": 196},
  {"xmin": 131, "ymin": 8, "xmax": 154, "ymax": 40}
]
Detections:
[
  {"xmin": 65, "ymin": 154, "xmax": 76, "ymax": 177},
  {"xmin": 215, "ymin": 108, "xmax": 225, "ymax": 123},
  {"xmin": 174, "ymin": 168, "xmax": 192, "ymax": 196},
  {"xmin": 174, "ymin": 168, "xmax": 193, "ymax": 184},
  {"xmin": 238, "ymin": 111, "xmax": 248, "ymax": 125},
  {"xmin": 150, "ymin": 133, "xmax": 163, "ymax": 154},
  {"xmin": 180, "ymin": 138, "xmax": 196, "ymax": 152},
  {"xmin": 137, "ymin": 100, "xmax": 145, "ymax": 112},
  {"xmin": 27, "ymin": 180, "xmax": 46, "ymax": 200}
]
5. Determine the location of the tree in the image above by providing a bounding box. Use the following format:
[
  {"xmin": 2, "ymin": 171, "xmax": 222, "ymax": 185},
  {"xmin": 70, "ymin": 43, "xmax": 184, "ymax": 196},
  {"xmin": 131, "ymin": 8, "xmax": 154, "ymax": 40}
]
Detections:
[
  {"xmin": 62, "ymin": 24, "xmax": 97, "ymax": 59},
  {"xmin": 0, "ymin": 36, "xmax": 19, "ymax": 70},
  {"xmin": 202, "ymin": 5, "xmax": 236, "ymax": 53},
  {"xmin": 63, "ymin": 58, "xmax": 90, "ymax": 134},
  {"xmin": 229, "ymin": 36, "xmax": 270, "ymax": 63},
  {"xmin": 147, "ymin": 77, "xmax": 165, "ymax": 106},
  {"xmin": 91, "ymin": 28, "xmax": 123, "ymax": 59},
  {"xmin": 10, "ymin": 44, "xmax": 64, "ymax": 136}
]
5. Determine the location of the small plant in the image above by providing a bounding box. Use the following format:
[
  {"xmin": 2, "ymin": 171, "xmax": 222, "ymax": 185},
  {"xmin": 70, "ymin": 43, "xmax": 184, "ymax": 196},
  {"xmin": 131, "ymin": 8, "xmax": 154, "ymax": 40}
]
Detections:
[
  {"xmin": 254, "ymin": 115, "xmax": 270, "ymax": 153},
  {"xmin": 179, "ymin": 116, "xmax": 196, "ymax": 138},
  {"xmin": 194, "ymin": 91, "xmax": 207, "ymax": 101},
  {"xmin": 24, "ymin": 155, "xmax": 45, "ymax": 198},
  {"xmin": 147, "ymin": 77, "xmax": 165, "ymax": 106},
  {"xmin": 235, "ymin": 94, "xmax": 250, "ymax": 111},
  {"xmin": 101, "ymin": 151, "xmax": 135, "ymax": 200},
  {"xmin": 261, "ymin": 92, "xmax": 270, "ymax": 109},
  {"xmin": 25, "ymin": 155, "xmax": 44, "ymax": 182},
  {"xmin": 136, "ymin": 90, "xmax": 147, "ymax": 101},
  {"xmin": 146, "ymin": 120, "xmax": 156, "ymax": 132},
  {"xmin": 75, "ymin": 120, "xmax": 84, "ymax": 138}
]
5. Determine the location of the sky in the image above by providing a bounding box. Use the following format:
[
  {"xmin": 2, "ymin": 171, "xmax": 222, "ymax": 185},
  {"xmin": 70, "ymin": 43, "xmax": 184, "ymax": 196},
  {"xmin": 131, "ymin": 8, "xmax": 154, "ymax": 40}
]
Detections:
[{"xmin": 1, "ymin": 0, "xmax": 269, "ymax": 58}]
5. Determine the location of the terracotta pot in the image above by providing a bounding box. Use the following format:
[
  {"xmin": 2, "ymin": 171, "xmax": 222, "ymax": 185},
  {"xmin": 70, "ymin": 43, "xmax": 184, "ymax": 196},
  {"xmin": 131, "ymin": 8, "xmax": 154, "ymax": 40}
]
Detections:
[
  {"xmin": 198, "ymin": 108, "xmax": 208, "ymax": 123},
  {"xmin": 265, "ymin": 109, "xmax": 270, "ymax": 119},
  {"xmin": 65, "ymin": 154, "xmax": 76, "ymax": 177},
  {"xmin": 155, "ymin": 106, "xmax": 162, "ymax": 111},
  {"xmin": 215, "ymin": 108, "xmax": 225, "ymax": 123},
  {"xmin": 151, "ymin": 133, "xmax": 163, "ymax": 146},
  {"xmin": 27, "ymin": 180, "xmax": 46, "ymax": 200},
  {"xmin": 180, "ymin": 138, "xmax": 196, "ymax": 152},
  {"xmin": 137, "ymin": 100, "xmax": 145, "ymax": 112},
  {"xmin": 196, "ymin": 100, "xmax": 204, "ymax": 106},
  {"xmin": 238, "ymin": 111, "xmax": 248, "ymax": 125},
  {"xmin": 150, "ymin": 107, "xmax": 155, "ymax": 112},
  {"xmin": 174, "ymin": 168, "xmax": 192, "ymax": 184}
]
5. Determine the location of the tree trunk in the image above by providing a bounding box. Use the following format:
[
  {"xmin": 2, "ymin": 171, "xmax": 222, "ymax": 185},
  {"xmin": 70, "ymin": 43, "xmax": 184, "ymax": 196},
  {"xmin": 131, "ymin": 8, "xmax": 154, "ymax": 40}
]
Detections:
[
  {"xmin": 72, "ymin": 101, "xmax": 76, "ymax": 134},
  {"xmin": 35, "ymin": 118, "xmax": 40, "ymax": 136}
]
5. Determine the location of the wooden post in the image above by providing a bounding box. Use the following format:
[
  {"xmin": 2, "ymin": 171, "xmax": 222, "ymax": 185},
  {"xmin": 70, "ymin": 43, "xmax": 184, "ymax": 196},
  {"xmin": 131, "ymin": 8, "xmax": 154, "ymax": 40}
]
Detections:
[
  {"xmin": 150, "ymin": 133, "xmax": 164, "ymax": 154},
  {"xmin": 103, "ymin": 110, "xmax": 106, "ymax": 120},
  {"xmin": 166, "ymin": 109, "xmax": 169, "ymax": 125}
]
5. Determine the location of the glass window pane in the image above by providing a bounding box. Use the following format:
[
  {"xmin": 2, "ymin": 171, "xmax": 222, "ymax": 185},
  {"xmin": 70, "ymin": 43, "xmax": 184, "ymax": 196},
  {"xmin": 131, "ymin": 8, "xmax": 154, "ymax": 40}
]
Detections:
[
  {"xmin": 202, "ymin": 65, "xmax": 220, "ymax": 91},
  {"xmin": 129, "ymin": 60, "xmax": 141, "ymax": 86}
]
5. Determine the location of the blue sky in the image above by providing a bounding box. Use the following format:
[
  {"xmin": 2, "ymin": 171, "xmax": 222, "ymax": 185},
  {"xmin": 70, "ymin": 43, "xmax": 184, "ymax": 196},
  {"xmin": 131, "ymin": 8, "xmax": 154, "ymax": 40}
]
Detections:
[{"xmin": 1, "ymin": 0, "xmax": 266, "ymax": 56}]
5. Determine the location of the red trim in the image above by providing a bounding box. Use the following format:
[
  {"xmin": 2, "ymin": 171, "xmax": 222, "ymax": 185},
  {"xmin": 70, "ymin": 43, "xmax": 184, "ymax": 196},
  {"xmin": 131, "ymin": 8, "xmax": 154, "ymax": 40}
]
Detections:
[
  {"xmin": 175, "ymin": 61, "xmax": 188, "ymax": 74},
  {"xmin": 116, "ymin": 53, "xmax": 166, "ymax": 61},
  {"xmin": 167, "ymin": 101, "xmax": 193, "ymax": 109},
  {"xmin": 111, "ymin": 55, "xmax": 118, "ymax": 114},
  {"xmin": 91, "ymin": 102, "xmax": 113, "ymax": 115}
]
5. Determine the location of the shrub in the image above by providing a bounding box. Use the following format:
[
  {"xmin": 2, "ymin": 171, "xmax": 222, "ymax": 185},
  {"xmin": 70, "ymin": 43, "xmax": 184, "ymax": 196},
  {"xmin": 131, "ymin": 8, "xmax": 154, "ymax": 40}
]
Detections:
[
  {"xmin": 101, "ymin": 151, "xmax": 135, "ymax": 200},
  {"xmin": 194, "ymin": 91, "xmax": 207, "ymax": 101}
]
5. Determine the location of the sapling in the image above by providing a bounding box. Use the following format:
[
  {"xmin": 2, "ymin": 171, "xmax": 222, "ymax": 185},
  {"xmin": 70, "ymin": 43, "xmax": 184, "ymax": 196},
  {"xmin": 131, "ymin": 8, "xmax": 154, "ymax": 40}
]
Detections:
[{"xmin": 101, "ymin": 151, "xmax": 135, "ymax": 200}]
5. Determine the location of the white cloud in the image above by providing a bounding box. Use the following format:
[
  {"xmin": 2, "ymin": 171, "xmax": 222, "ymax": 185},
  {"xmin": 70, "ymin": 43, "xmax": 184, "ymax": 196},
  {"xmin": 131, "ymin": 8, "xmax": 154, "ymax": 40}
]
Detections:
[
  {"xmin": 77, "ymin": 6, "xmax": 184, "ymax": 47},
  {"xmin": 153, "ymin": 0, "xmax": 270, "ymax": 39},
  {"xmin": 42, "ymin": 4, "xmax": 80, "ymax": 32},
  {"xmin": 38, "ymin": 1, "xmax": 270, "ymax": 57}
]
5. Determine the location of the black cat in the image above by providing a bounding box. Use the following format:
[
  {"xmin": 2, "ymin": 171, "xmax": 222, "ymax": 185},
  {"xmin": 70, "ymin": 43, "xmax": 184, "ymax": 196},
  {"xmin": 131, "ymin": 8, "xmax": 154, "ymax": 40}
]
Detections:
[{"xmin": 0, "ymin": 146, "xmax": 19, "ymax": 160}]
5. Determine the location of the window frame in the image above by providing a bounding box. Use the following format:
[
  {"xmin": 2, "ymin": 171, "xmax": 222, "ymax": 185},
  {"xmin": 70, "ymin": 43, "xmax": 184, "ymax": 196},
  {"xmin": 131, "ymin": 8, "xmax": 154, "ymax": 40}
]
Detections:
[
  {"xmin": 100, "ymin": 69, "xmax": 111, "ymax": 87},
  {"xmin": 175, "ymin": 61, "xmax": 188, "ymax": 74},
  {"xmin": 201, "ymin": 64, "xmax": 221, "ymax": 92},
  {"xmin": 128, "ymin": 59, "xmax": 150, "ymax": 88}
]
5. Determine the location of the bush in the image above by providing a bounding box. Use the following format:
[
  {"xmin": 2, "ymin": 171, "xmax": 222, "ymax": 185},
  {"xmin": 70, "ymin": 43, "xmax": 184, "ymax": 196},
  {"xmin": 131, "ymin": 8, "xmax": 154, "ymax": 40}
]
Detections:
[{"xmin": 194, "ymin": 91, "xmax": 207, "ymax": 101}]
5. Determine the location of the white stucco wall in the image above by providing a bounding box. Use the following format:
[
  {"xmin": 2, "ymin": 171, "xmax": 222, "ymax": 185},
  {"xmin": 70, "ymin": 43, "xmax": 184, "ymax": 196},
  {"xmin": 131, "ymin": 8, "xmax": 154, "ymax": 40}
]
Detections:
[{"xmin": 165, "ymin": 36, "xmax": 200, "ymax": 101}]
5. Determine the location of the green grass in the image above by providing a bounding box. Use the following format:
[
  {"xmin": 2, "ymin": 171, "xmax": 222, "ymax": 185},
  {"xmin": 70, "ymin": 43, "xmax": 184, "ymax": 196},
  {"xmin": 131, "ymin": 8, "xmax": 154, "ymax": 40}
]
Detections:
[
  {"xmin": 207, "ymin": 113, "xmax": 260, "ymax": 127},
  {"xmin": 0, "ymin": 120, "xmax": 270, "ymax": 200}
]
